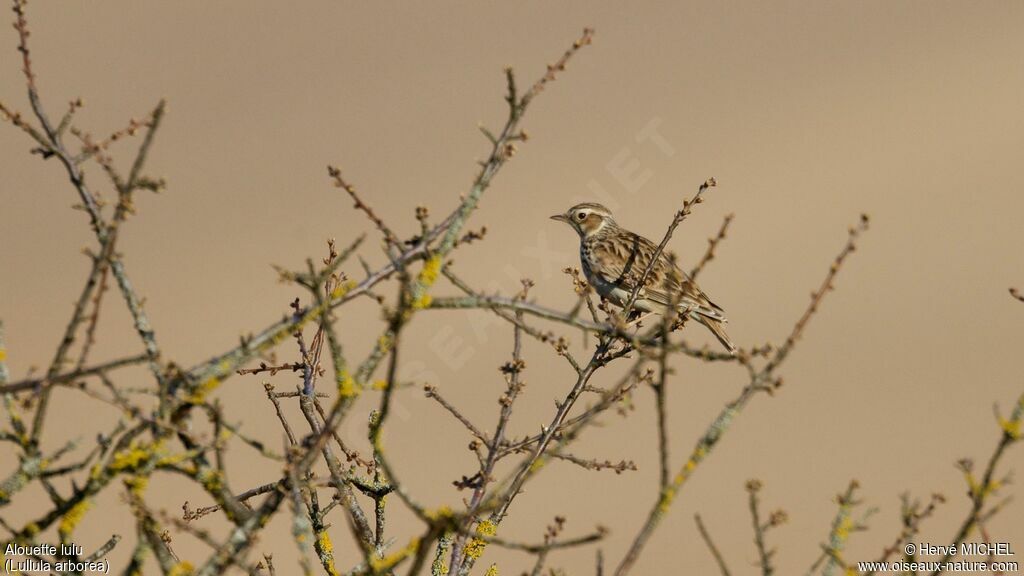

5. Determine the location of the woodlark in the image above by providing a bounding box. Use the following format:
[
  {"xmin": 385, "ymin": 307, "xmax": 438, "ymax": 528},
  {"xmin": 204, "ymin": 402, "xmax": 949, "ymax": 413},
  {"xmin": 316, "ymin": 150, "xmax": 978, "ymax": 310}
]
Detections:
[{"xmin": 551, "ymin": 202, "xmax": 736, "ymax": 353}]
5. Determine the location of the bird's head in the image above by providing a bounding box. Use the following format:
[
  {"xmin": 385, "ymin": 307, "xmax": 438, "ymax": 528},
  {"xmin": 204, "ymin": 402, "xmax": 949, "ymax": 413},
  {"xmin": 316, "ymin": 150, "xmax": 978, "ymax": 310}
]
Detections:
[{"xmin": 550, "ymin": 203, "xmax": 615, "ymax": 238}]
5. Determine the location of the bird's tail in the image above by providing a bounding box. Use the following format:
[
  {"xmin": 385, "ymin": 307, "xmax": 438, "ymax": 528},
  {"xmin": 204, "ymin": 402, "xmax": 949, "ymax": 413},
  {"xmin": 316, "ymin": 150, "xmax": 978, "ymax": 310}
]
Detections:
[{"xmin": 692, "ymin": 314, "xmax": 736, "ymax": 354}]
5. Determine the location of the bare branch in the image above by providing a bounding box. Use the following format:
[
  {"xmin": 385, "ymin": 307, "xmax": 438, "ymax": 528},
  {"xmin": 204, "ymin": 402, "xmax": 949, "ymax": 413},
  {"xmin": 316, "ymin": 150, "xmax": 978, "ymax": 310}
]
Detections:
[
  {"xmin": 689, "ymin": 213, "xmax": 734, "ymax": 281},
  {"xmin": 694, "ymin": 514, "xmax": 732, "ymax": 576}
]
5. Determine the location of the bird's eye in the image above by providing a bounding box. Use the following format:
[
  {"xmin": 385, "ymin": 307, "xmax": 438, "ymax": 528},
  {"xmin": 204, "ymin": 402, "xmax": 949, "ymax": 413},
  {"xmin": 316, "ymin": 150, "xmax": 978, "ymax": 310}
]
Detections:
[{"xmin": 575, "ymin": 212, "xmax": 586, "ymax": 221}]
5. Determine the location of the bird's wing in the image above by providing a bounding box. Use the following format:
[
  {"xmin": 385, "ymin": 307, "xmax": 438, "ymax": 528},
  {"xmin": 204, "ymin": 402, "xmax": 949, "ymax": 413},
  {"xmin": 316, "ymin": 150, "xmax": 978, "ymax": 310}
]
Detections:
[{"xmin": 592, "ymin": 232, "xmax": 726, "ymax": 320}]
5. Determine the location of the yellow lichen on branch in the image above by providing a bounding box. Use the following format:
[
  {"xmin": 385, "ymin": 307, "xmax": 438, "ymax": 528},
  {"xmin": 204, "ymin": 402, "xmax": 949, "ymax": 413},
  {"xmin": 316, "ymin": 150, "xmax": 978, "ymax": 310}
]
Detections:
[
  {"xmin": 337, "ymin": 369, "xmax": 360, "ymax": 398},
  {"xmin": 110, "ymin": 439, "xmax": 165, "ymax": 472},
  {"xmin": 58, "ymin": 498, "xmax": 91, "ymax": 539},
  {"xmin": 464, "ymin": 519, "xmax": 497, "ymax": 560},
  {"xmin": 418, "ymin": 255, "xmax": 442, "ymax": 287},
  {"xmin": 315, "ymin": 530, "xmax": 339, "ymax": 576},
  {"xmin": 168, "ymin": 562, "xmax": 195, "ymax": 576},
  {"xmin": 370, "ymin": 536, "xmax": 421, "ymax": 572}
]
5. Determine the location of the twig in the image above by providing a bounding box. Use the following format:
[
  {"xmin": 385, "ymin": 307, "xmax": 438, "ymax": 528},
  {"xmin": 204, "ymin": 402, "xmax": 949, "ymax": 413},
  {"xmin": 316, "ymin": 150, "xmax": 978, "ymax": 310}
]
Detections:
[
  {"xmin": 328, "ymin": 166, "xmax": 401, "ymax": 248},
  {"xmin": 424, "ymin": 384, "xmax": 488, "ymax": 443},
  {"xmin": 623, "ymin": 178, "xmax": 717, "ymax": 316},
  {"xmin": 11, "ymin": 6, "xmax": 170, "ymax": 436},
  {"xmin": 0, "ymin": 353, "xmax": 149, "ymax": 394},
  {"xmin": 862, "ymin": 492, "xmax": 944, "ymax": 575},
  {"xmin": 690, "ymin": 213, "xmax": 734, "ymax": 281},
  {"xmin": 762, "ymin": 214, "xmax": 869, "ymax": 376},
  {"xmin": 927, "ymin": 391, "xmax": 1023, "ymax": 575},
  {"xmin": 263, "ymin": 383, "xmax": 298, "ymax": 446},
  {"xmin": 75, "ymin": 262, "xmax": 111, "ymax": 370},
  {"xmin": 83, "ymin": 534, "xmax": 121, "ymax": 562},
  {"xmin": 820, "ymin": 480, "xmax": 866, "ymax": 576},
  {"xmin": 746, "ymin": 479, "xmax": 781, "ymax": 576},
  {"xmin": 654, "ymin": 304, "xmax": 674, "ymax": 489},
  {"xmin": 487, "ymin": 526, "xmax": 607, "ymax": 555},
  {"xmin": 0, "ymin": 321, "xmax": 9, "ymax": 385},
  {"xmin": 450, "ymin": 306, "xmax": 528, "ymax": 570},
  {"xmin": 549, "ymin": 452, "xmax": 636, "ymax": 474},
  {"xmin": 694, "ymin": 514, "xmax": 732, "ymax": 576},
  {"xmin": 613, "ymin": 215, "xmax": 870, "ymax": 576}
]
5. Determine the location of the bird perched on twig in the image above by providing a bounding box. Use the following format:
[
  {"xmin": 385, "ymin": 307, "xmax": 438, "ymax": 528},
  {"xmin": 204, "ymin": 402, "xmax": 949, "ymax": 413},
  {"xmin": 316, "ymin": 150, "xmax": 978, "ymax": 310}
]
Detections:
[{"xmin": 551, "ymin": 202, "xmax": 736, "ymax": 353}]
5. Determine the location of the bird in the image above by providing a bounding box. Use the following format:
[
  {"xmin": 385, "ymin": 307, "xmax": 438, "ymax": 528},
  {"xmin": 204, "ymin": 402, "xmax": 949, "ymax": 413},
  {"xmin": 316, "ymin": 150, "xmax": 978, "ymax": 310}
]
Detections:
[{"xmin": 551, "ymin": 202, "xmax": 736, "ymax": 353}]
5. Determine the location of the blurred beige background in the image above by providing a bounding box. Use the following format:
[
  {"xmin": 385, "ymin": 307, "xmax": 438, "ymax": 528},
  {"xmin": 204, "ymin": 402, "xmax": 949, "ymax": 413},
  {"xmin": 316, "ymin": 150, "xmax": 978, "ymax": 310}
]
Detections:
[{"xmin": 3, "ymin": 1, "xmax": 1024, "ymax": 573}]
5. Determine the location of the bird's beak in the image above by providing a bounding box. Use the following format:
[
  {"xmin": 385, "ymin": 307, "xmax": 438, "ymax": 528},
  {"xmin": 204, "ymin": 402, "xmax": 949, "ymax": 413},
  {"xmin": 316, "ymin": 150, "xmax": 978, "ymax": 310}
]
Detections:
[{"xmin": 550, "ymin": 214, "xmax": 569, "ymax": 223}]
